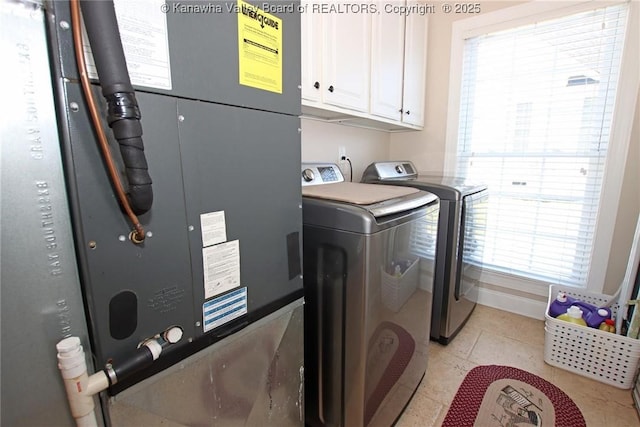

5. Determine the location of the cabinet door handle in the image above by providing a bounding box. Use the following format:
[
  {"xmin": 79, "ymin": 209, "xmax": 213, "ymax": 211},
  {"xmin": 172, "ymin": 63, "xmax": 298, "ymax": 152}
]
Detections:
[
  {"xmin": 313, "ymin": 81, "xmax": 320, "ymax": 89},
  {"xmin": 405, "ymin": 110, "xmax": 411, "ymax": 115},
  {"xmin": 328, "ymin": 85, "xmax": 334, "ymax": 93}
]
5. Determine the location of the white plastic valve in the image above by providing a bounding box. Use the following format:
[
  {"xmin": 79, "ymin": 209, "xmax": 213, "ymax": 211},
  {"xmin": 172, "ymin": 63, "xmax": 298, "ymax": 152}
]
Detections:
[
  {"xmin": 164, "ymin": 326, "xmax": 183, "ymax": 344},
  {"xmin": 57, "ymin": 337, "xmax": 87, "ymax": 379}
]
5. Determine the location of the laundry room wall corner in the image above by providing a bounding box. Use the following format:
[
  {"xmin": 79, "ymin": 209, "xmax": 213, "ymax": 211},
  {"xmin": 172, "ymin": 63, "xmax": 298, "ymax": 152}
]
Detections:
[{"xmin": 300, "ymin": 118, "xmax": 390, "ymax": 181}]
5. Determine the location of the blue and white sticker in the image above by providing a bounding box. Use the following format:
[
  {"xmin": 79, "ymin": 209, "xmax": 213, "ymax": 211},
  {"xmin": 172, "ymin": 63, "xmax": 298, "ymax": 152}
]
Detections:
[{"xmin": 202, "ymin": 287, "xmax": 247, "ymax": 332}]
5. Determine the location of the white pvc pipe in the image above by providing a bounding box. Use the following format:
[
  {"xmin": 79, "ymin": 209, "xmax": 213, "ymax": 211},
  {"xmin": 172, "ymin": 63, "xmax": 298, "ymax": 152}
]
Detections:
[
  {"xmin": 57, "ymin": 329, "xmax": 182, "ymax": 426},
  {"xmin": 75, "ymin": 413, "xmax": 98, "ymax": 427},
  {"xmin": 57, "ymin": 337, "xmax": 109, "ymax": 427}
]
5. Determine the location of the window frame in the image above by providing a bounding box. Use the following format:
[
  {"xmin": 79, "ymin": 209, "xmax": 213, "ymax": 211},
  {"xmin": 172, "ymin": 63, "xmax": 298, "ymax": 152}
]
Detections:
[{"xmin": 444, "ymin": 0, "xmax": 639, "ymax": 294}]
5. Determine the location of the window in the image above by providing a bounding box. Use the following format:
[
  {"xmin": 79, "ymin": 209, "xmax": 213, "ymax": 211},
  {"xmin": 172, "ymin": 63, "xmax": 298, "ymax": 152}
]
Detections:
[{"xmin": 452, "ymin": 4, "xmax": 629, "ymax": 287}]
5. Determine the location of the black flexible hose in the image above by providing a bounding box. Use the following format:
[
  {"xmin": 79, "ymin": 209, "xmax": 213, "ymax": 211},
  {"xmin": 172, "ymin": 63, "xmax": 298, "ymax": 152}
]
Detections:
[
  {"xmin": 80, "ymin": 0, "xmax": 153, "ymax": 214},
  {"xmin": 109, "ymin": 346, "xmax": 155, "ymax": 385}
]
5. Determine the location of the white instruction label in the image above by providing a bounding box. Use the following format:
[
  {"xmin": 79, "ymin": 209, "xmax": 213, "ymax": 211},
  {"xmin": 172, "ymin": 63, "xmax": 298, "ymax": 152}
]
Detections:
[
  {"xmin": 203, "ymin": 240, "xmax": 240, "ymax": 299},
  {"xmin": 82, "ymin": 0, "xmax": 172, "ymax": 90},
  {"xmin": 202, "ymin": 287, "xmax": 247, "ymax": 332},
  {"xmin": 200, "ymin": 211, "xmax": 227, "ymax": 247}
]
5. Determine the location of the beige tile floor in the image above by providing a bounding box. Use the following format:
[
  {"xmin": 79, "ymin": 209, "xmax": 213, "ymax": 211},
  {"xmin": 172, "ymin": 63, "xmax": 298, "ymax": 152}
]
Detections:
[{"xmin": 396, "ymin": 304, "xmax": 640, "ymax": 426}]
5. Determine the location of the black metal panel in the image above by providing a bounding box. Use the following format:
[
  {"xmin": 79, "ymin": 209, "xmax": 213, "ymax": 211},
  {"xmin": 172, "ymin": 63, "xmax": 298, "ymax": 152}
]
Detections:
[
  {"xmin": 51, "ymin": 0, "xmax": 303, "ymax": 392},
  {"xmin": 176, "ymin": 99, "xmax": 303, "ymax": 325},
  {"xmin": 59, "ymin": 88, "xmax": 303, "ymax": 388},
  {"xmin": 62, "ymin": 83, "xmax": 197, "ymax": 367},
  {"xmin": 49, "ymin": 0, "xmax": 301, "ymax": 116}
]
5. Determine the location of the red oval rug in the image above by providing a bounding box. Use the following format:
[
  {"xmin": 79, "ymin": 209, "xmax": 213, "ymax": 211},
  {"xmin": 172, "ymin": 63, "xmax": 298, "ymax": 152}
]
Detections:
[{"xmin": 442, "ymin": 365, "xmax": 586, "ymax": 427}]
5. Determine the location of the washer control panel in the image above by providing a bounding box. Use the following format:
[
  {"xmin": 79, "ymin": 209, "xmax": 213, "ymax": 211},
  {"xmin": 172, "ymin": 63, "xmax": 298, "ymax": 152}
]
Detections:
[
  {"xmin": 363, "ymin": 161, "xmax": 418, "ymax": 181},
  {"xmin": 301, "ymin": 163, "xmax": 344, "ymax": 186}
]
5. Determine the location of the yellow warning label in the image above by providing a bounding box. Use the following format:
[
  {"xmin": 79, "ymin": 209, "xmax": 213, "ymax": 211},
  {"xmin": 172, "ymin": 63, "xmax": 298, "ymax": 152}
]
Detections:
[{"xmin": 237, "ymin": 0, "xmax": 283, "ymax": 94}]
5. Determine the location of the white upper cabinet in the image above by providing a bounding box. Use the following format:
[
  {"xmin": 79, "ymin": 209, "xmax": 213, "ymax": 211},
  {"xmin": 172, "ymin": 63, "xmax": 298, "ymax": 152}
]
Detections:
[
  {"xmin": 301, "ymin": 1, "xmax": 322, "ymax": 103},
  {"xmin": 402, "ymin": 3, "xmax": 428, "ymax": 127},
  {"xmin": 370, "ymin": 2, "xmax": 405, "ymax": 122},
  {"xmin": 301, "ymin": 1, "xmax": 428, "ymax": 130},
  {"xmin": 301, "ymin": 0, "xmax": 371, "ymax": 112},
  {"xmin": 320, "ymin": 9, "xmax": 371, "ymax": 112}
]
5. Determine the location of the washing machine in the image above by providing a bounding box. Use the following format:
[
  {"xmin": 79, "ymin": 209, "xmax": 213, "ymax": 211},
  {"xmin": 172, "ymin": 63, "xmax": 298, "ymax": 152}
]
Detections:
[
  {"xmin": 362, "ymin": 161, "xmax": 489, "ymax": 344},
  {"xmin": 301, "ymin": 163, "xmax": 439, "ymax": 427}
]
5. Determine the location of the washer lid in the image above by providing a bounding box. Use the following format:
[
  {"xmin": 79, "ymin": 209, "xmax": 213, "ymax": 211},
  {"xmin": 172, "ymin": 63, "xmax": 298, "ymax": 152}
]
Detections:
[
  {"xmin": 302, "ymin": 182, "xmax": 418, "ymax": 204},
  {"xmin": 302, "ymin": 182, "xmax": 435, "ymax": 218}
]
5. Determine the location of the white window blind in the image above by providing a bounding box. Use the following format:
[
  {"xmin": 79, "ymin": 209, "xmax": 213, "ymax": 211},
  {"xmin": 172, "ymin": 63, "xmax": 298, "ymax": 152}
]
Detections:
[{"xmin": 456, "ymin": 4, "xmax": 629, "ymax": 287}]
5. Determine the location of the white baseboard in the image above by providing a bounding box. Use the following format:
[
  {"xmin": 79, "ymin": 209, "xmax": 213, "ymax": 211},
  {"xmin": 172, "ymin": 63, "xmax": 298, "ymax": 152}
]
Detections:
[{"xmin": 477, "ymin": 286, "xmax": 548, "ymax": 320}]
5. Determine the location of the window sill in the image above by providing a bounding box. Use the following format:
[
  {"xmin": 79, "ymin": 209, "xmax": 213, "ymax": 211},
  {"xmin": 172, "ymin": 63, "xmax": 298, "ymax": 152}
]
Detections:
[{"xmin": 478, "ymin": 268, "xmax": 558, "ymax": 298}]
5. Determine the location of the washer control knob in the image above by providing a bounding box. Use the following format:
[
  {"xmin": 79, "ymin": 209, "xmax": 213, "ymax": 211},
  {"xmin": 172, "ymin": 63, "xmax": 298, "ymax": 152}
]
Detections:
[
  {"xmin": 395, "ymin": 165, "xmax": 404, "ymax": 174},
  {"xmin": 302, "ymin": 168, "xmax": 315, "ymax": 182}
]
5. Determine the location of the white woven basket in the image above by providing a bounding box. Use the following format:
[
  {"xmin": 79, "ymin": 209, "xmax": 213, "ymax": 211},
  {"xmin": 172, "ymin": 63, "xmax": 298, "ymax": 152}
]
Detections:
[
  {"xmin": 544, "ymin": 284, "xmax": 640, "ymax": 389},
  {"xmin": 381, "ymin": 258, "xmax": 419, "ymax": 312}
]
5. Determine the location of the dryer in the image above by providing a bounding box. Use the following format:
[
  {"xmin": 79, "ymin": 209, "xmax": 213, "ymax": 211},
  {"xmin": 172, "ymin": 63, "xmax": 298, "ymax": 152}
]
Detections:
[
  {"xmin": 363, "ymin": 161, "xmax": 489, "ymax": 344},
  {"xmin": 302, "ymin": 163, "xmax": 439, "ymax": 427}
]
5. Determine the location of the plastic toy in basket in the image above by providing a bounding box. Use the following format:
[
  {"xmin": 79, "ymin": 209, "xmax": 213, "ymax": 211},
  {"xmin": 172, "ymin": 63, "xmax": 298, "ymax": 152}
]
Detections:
[{"xmin": 549, "ymin": 290, "xmax": 612, "ymax": 328}]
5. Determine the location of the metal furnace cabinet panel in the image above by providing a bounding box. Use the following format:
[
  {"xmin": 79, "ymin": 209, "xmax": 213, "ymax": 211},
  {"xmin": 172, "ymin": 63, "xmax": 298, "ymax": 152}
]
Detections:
[
  {"xmin": 62, "ymin": 83, "xmax": 197, "ymax": 371},
  {"xmin": 49, "ymin": 0, "xmax": 301, "ymax": 116},
  {"xmin": 108, "ymin": 299, "xmax": 304, "ymax": 426},
  {"xmin": 59, "ymin": 86, "xmax": 302, "ymax": 391},
  {"xmin": 1, "ymin": 5, "xmax": 93, "ymax": 425},
  {"xmin": 177, "ymin": 99, "xmax": 303, "ymax": 317},
  {"xmin": 49, "ymin": 0, "xmax": 303, "ymax": 393}
]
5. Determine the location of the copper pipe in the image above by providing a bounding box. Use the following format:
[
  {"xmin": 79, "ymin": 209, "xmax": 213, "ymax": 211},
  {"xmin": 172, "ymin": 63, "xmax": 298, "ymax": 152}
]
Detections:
[{"xmin": 69, "ymin": 0, "xmax": 145, "ymax": 243}]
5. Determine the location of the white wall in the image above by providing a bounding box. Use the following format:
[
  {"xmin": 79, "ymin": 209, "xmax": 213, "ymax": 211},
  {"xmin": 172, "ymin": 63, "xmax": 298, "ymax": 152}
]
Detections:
[
  {"xmin": 604, "ymin": 91, "xmax": 640, "ymax": 295},
  {"xmin": 300, "ymin": 118, "xmax": 390, "ymax": 182}
]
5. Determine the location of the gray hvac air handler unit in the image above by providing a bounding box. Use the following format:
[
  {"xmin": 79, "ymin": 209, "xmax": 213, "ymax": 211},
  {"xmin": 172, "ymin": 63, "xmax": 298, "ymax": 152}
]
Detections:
[{"xmin": 1, "ymin": 0, "xmax": 304, "ymax": 425}]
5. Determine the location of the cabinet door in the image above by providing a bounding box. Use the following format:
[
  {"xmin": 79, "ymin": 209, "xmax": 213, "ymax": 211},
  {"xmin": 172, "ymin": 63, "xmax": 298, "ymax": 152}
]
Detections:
[
  {"xmin": 301, "ymin": 0, "xmax": 322, "ymax": 102},
  {"xmin": 370, "ymin": 1, "xmax": 405, "ymax": 121},
  {"xmin": 402, "ymin": 4, "xmax": 428, "ymax": 127},
  {"xmin": 322, "ymin": 10, "xmax": 371, "ymax": 112}
]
